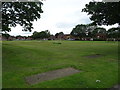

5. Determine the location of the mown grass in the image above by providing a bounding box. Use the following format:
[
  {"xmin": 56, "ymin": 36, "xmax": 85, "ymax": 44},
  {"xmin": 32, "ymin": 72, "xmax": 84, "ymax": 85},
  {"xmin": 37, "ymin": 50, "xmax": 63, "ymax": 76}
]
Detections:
[
  {"xmin": 2, "ymin": 40, "xmax": 119, "ymax": 88},
  {"xmin": 0, "ymin": 41, "xmax": 2, "ymax": 89}
]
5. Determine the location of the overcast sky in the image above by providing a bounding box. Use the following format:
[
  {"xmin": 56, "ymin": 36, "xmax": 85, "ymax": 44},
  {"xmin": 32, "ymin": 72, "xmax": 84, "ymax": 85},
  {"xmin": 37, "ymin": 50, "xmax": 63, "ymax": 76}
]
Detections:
[{"xmin": 8, "ymin": 0, "xmax": 118, "ymax": 36}]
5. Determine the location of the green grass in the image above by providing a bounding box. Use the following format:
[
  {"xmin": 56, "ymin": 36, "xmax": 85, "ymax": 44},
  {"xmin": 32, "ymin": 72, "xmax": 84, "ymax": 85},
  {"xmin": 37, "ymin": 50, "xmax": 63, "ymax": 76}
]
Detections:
[
  {"xmin": 0, "ymin": 41, "xmax": 2, "ymax": 89},
  {"xmin": 2, "ymin": 40, "xmax": 119, "ymax": 88}
]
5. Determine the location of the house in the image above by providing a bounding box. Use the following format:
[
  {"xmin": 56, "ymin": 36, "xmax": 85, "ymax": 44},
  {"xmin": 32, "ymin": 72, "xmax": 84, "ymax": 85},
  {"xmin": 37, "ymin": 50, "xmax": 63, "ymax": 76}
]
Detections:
[
  {"xmin": 57, "ymin": 34, "xmax": 64, "ymax": 40},
  {"xmin": 1, "ymin": 33, "xmax": 10, "ymax": 41},
  {"xmin": 63, "ymin": 34, "xmax": 71, "ymax": 40},
  {"xmin": 16, "ymin": 36, "xmax": 26, "ymax": 40},
  {"xmin": 95, "ymin": 33, "xmax": 106, "ymax": 40},
  {"xmin": 0, "ymin": 35, "xmax": 7, "ymax": 41},
  {"xmin": 8, "ymin": 36, "xmax": 16, "ymax": 41},
  {"xmin": 48, "ymin": 35, "xmax": 56, "ymax": 40},
  {"xmin": 26, "ymin": 37, "xmax": 33, "ymax": 40}
]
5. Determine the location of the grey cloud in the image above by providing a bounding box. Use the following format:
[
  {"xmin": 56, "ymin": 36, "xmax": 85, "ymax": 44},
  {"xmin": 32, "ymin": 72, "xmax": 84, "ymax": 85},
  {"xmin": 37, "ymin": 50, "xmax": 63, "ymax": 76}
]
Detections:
[
  {"xmin": 22, "ymin": 32, "xmax": 32, "ymax": 35},
  {"xmin": 64, "ymin": 9, "xmax": 92, "ymax": 24},
  {"xmin": 77, "ymin": 16, "xmax": 91, "ymax": 24},
  {"xmin": 56, "ymin": 16, "xmax": 91, "ymax": 29},
  {"xmin": 56, "ymin": 22, "xmax": 76, "ymax": 29}
]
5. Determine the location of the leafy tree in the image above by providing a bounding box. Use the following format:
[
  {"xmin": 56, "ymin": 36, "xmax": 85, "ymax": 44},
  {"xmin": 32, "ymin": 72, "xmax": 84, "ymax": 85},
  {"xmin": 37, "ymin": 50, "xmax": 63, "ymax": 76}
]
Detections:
[
  {"xmin": 70, "ymin": 24, "xmax": 87, "ymax": 39},
  {"xmin": 39, "ymin": 30, "xmax": 50, "ymax": 39},
  {"xmin": 2, "ymin": 2, "xmax": 43, "ymax": 32},
  {"xmin": 85, "ymin": 24, "xmax": 97, "ymax": 37},
  {"xmin": 32, "ymin": 30, "xmax": 50, "ymax": 39},
  {"xmin": 107, "ymin": 28, "xmax": 120, "ymax": 38},
  {"xmin": 31, "ymin": 31, "xmax": 39, "ymax": 39},
  {"xmin": 44, "ymin": 30, "xmax": 50, "ymax": 38},
  {"xmin": 55, "ymin": 32, "xmax": 64, "ymax": 38},
  {"xmin": 71, "ymin": 24, "xmax": 107, "ymax": 40},
  {"xmin": 16, "ymin": 35, "xmax": 22, "ymax": 38},
  {"xmin": 92, "ymin": 27, "xmax": 106, "ymax": 38},
  {"xmin": 55, "ymin": 33, "xmax": 59, "ymax": 38},
  {"xmin": 82, "ymin": 2, "xmax": 120, "ymax": 26},
  {"xmin": 59, "ymin": 32, "xmax": 64, "ymax": 35},
  {"xmin": 38, "ymin": 31, "xmax": 47, "ymax": 39},
  {"xmin": 2, "ymin": 33, "xmax": 10, "ymax": 39}
]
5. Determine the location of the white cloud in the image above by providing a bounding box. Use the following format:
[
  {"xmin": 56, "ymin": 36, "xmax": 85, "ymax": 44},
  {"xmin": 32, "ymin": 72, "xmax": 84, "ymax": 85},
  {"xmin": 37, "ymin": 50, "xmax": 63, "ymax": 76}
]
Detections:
[
  {"xmin": 99, "ymin": 24, "xmax": 118, "ymax": 30},
  {"xmin": 8, "ymin": 0, "xmax": 117, "ymax": 36}
]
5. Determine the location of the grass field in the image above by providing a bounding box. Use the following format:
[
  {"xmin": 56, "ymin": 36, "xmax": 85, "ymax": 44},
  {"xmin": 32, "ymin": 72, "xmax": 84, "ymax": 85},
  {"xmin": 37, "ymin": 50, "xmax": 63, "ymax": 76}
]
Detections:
[{"xmin": 2, "ymin": 40, "xmax": 119, "ymax": 88}]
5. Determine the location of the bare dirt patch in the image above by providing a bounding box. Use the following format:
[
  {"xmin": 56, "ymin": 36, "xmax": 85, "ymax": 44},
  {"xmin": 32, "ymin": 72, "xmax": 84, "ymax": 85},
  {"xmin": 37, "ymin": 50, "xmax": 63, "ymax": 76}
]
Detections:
[
  {"xmin": 25, "ymin": 67, "xmax": 80, "ymax": 85},
  {"xmin": 110, "ymin": 84, "xmax": 120, "ymax": 90},
  {"xmin": 85, "ymin": 54, "xmax": 103, "ymax": 58}
]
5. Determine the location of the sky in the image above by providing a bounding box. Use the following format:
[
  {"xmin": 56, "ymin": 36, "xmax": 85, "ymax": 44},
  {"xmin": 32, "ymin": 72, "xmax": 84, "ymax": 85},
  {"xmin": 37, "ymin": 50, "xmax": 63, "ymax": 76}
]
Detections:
[{"xmin": 8, "ymin": 0, "xmax": 118, "ymax": 36}]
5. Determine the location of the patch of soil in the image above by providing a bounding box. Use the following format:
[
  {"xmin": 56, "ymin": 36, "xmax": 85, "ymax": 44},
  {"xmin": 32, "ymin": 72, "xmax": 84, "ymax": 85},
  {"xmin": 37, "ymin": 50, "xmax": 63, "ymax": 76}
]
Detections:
[
  {"xmin": 25, "ymin": 67, "xmax": 80, "ymax": 85},
  {"xmin": 85, "ymin": 54, "xmax": 103, "ymax": 58},
  {"xmin": 113, "ymin": 84, "xmax": 120, "ymax": 88},
  {"xmin": 53, "ymin": 42, "xmax": 62, "ymax": 44},
  {"xmin": 110, "ymin": 84, "xmax": 120, "ymax": 90}
]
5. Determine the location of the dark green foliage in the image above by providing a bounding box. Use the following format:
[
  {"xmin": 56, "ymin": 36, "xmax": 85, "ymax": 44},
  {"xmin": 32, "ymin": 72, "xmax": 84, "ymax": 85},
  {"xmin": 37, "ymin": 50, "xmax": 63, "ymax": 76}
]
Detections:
[
  {"xmin": 70, "ymin": 24, "xmax": 99, "ymax": 38},
  {"xmin": 55, "ymin": 32, "xmax": 64, "ymax": 38},
  {"xmin": 93, "ymin": 27, "xmax": 106, "ymax": 34},
  {"xmin": 70, "ymin": 24, "xmax": 86, "ymax": 39},
  {"xmin": 55, "ymin": 33, "xmax": 59, "ymax": 38},
  {"xmin": 70, "ymin": 24, "xmax": 108, "ymax": 40},
  {"xmin": 107, "ymin": 28, "xmax": 120, "ymax": 38},
  {"xmin": 2, "ymin": 33, "xmax": 10, "ymax": 39},
  {"xmin": 82, "ymin": 2, "xmax": 120, "ymax": 26},
  {"xmin": 85, "ymin": 24, "xmax": 97, "ymax": 37},
  {"xmin": 32, "ymin": 30, "xmax": 50, "ymax": 39},
  {"xmin": 16, "ymin": 35, "xmax": 23, "ymax": 38},
  {"xmin": 92, "ymin": 27, "xmax": 106, "ymax": 38},
  {"xmin": 2, "ymin": 2, "xmax": 43, "ymax": 32}
]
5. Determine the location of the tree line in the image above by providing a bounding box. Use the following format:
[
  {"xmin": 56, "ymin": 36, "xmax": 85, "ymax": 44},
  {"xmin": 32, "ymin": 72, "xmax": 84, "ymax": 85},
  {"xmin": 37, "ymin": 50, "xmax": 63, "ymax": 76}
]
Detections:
[
  {"xmin": 2, "ymin": 24, "xmax": 119, "ymax": 41},
  {"xmin": 1, "ymin": 1, "xmax": 120, "ymax": 41},
  {"xmin": 71, "ymin": 24, "xmax": 120, "ymax": 40},
  {"xmin": 31, "ymin": 24, "xmax": 120, "ymax": 40}
]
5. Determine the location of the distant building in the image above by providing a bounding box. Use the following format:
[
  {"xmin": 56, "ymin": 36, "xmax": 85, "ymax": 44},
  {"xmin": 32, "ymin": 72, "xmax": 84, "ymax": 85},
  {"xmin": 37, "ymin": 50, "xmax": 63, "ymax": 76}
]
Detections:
[
  {"xmin": 26, "ymin": 37, "xmax": 33, "ymax": 40},
  {"xmin": 63, "ymin": 34, "xmax": 71, "ymax": 40},
  {"xmin": 57, "ymin": 34, "xmax": 64, "ymax": 40},
  {"xmin": 48, "ymin": 35, "xmax": 56, "ymax": 40},
  {"xmin": 16, "ymin": 36, "xmax": 26, "ymax": 40},
  {"xmin": 7, "ymin": 36, "xmax": 16, "ymax": 41},
  {"xmin": 0, "ymin": 35, "xmax": 7, "ymax": 41},
  {"xmin": 95, "ymin": 33, "xmax": 106, "ymax": 40}
]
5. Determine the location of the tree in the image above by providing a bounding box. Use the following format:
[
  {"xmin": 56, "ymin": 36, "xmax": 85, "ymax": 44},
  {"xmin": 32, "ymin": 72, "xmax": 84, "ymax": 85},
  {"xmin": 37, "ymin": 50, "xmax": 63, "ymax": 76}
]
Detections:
[
  {"xmin": 31, "ymin": 31, "xmax": 39, "ymax": 39},
  {"xmin": 2, "ymin": 33, "xmax": 10, "ymax": 39},
  {"xmin": 107, "ymin": 28, "xmax": 120, "ymax": 38},
  {"xmin": 2, "ymin": 2, "xmax": 43, "ymax": 32},
  {"xmin": 70, "ymin": 24, "xmax": 87, "ymax": 39},
  {"xmin": 44, "ymin": 30, "xmax": 50, "ymax": 38},
  {"xmin": 85, "ymin": 24, "xmax": 97, "ymax": 37},
  {"xmin": 71, "ymin": 24, "xmax": 107, "ymax": 40},
  {"xmin": 55, "ymin": 32, "xmax": 64, "ymax": 38},
  {"xmin": 55, "ymin": 33, "xmax": 59, "ymax": 38},
  {"xmin": 82, "ymin": 2, "xmax": 120, "ymax": 26},
  {"xmin": 32, "ymin": 30, "xmax": 50, "ymax": 39},
  {"xmin": 92, "ymin": 27, "xmax": 106, "ymax": 38}
]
